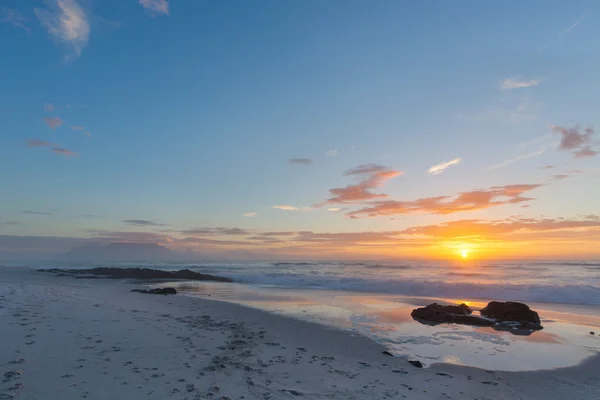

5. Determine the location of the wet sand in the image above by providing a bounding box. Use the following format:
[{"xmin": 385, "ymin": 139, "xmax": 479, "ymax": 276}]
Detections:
[{"xmin": 1, "ymin": 266, "xmax": 599, "ymax": 399}]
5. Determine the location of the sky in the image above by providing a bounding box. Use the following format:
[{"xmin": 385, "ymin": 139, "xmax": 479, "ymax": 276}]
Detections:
[{"xmin": 1, "ymin": 0, "xmax": 599, "ymax": 260}]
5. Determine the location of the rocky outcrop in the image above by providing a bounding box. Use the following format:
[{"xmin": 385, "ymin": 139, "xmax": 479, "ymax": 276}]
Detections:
[
  {"xmin": 38, "ymin": 267, "xmax": 232, "ymax": 283},
  {"xmin": 411, "ymin": 301, "xmax": 543, "ymax": 333},
  {"xmin": 480, "ymin": 301, "xmax": 542, "ymax": 330},
  {"xmin": 411, "ymin": 303, "xmax": 494, "ymax": 327},
  {"xmin": 131, "ymin": 288, "xmax": 177, "ymax": 295}
]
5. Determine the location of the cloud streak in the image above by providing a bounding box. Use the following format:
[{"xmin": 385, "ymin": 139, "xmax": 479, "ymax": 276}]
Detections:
[
  {"xmin": 273, "ymin": 205, "xmax": 301, "ymax": 211},
  {"xmin": 123, "ymin": 219, "xmax": 166, "ymax": 227},
  {"xmin": 34, "ymin": 0, "xmax": 90, "ymax": 60},
  {"xmin": 51, "ymin": 147, "xmax": 76, "ymax": 156},
  {"xmin": 26, "ymin": 139, "xmax": 53, "ymax": 147},
  {"xmin": 243, "ymin": 212, "xmax": 257, "ymax": 217},
  {"xmin": 139, "ymin": 0, "xmax": 169, "ymax": 15},
  {"xmin": 500, "ymin": 78, "xmax": 540, "ymax": 90},
  {"xmin": 487, "ymin": 148, "xmax": 546, "ymax": 169},
  {"xmin": 1, "ymin": 7, "xmax": 30, "ymax": 33},
  {"xmin": 289, "ymin": 158, "xmax": 312, "ymax": 165},
  {"xmin": 347, "ymin": 184, "xmax": 542, "ymax": 218},
  {"xmin": 428, "ymin": 158, "xmax": 461, "ymax": 175}
]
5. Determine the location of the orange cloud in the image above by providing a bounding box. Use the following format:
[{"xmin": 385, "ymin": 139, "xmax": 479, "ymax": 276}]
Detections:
[
  {"xmin": 43, "ymin": 116, "xmax": 64, "ymax": 129},
  {"xmin": 348, "ymin": 184, "xmax": 542, "ymax": 218},
  {"xmin": 51, "ymin": 147, "xmax": 76, "ymax": 156},
  {"xmin": 321, "ymin": 164, "xmax": 402, "ymax": 205}
]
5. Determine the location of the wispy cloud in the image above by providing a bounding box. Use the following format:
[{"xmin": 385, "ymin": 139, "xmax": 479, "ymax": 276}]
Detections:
[
  {"xmin": 44, "ymin": 103, "xmax": 55, "ymax": 112},
  {"xmin": 428, "ymin": 158, "xmax": 461, "ymax": 175},
  {"xmin": 487, "ymin": 148, "xmax": 546, "ymax": 169},
  {"xmin": 0, "ymin": 221, "xmax": 20, "ymax": 226},
  {"xmin": 539, "ymin": 11, "xmax": 589, "ymax": 54},
  {"xmin": 26, "ymin": 139, "xmax": 53, "ymax": 147},
  {"xmin": 550, "ymin": 124, "xmax": 597, "ymax": 158},
  {"xmin": 289, "ymin": 158, "xmax": 312, "ymax": 165},
  {"xmin": 574, "ymin": 146, "xmax": 598, "ymax": 158},
  {"xmin": 553, "ymin": 174, "xmax": 569, "ymax": 180},
  {"xmin": 273, "ymin": 205, "xmax": 300, "ymax": 211},
  {"xmin": 34, "ymin": 0, "xmax": 90, "ymax": 60},
  {"xmin": 23, "ymin": 211, "xmax": 53, "ymax": 215},
  {"xmin": 243, "ymin": 212, "xmax": 257, "ymax": 217},
  {"xmin": 180, "ymin": 227, "xmax": 249, "ymax": 236},
  {"xmin": 326, "ymin": 150, "xmax": 339, "ymax": 156},
  {"xmin": 123, "ymin": 219, "xmax": 166, "ymax": 227},
  {"xmin": 1, "ymin": 7, "xmax": 31, "ymax": 34},
  {"xmin": 71, "ymin": 125, "xmax": 84, "ymax": 130},
  {"xmin": 541, "ymin": 165, "xmax": 554, "ymax": 170},
  {"xmin": 320, "ymin": 164, "xmax": 402, "ymax": 205},
  {"xmin": 84, "ymin": 131, "xmax": 92, "ymax": 137},
  {"xmin": 139, "ymin": 0, "xmax": 169, "ymax": 15},
  {"xmin": 51, "ymin": 147, "xmax": 76, "ymax": 156},
  {"xmin": 347, "ymin": 184, "xmax": 542, "ymax": 218},
  {"xmin": 43, "ymin": 116, "xmax": 64, "ymax": 129},
  {"xmin": 328, "ymin": 208, "xmax": 342, "ymax": 212},
  {"xmin": 500, "ymin": 78, "xmax": 541, "ymax": 90}
]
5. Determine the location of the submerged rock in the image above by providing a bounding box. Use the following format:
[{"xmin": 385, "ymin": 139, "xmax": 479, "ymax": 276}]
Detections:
[
  {"xmin": 38, "ymin": 267, "xmax": 232, "ymax": 283},
  {"xmin": 131, "ymin": 288, "xmax": 177, "ymax": 295},
  {"xmin": 408, "ymin": 360, "xmax": 423, "ymax": 368},
  {"xmin": 480, "ymin": 301, "xmax": 542, "ymax": 330}
]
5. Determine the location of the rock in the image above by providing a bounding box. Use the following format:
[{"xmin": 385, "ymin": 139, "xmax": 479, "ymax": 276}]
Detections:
[
  {"xmin": 590, "ymin": 332, "xmax": 595, "ymax": 335},
  {"xmin": 411, "ymin": 303, "xmax": 493, "ymax": 327},
  {"xmin": 480, "ymin": 301, "xmax": 542, "ymax": 330},
  {"xmin": 382, "ymin": 351, "xmax": 394, "ymax": 357},
  {"xmin": 131, "ymin": 288, "xmax": 177, "ymax": 295},
  {"xmin": 408, "ymin": 360, "xmax": 423, "ymax": 368},
  {"xmin": 38, "ymin": 267, "xmax": 232, "ymax": 283}
]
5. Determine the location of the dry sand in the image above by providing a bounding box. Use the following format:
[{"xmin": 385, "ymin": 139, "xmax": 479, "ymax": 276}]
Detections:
[{"xmin": 1, "ymin": 266, "xmax": 599, "ymax": 400}]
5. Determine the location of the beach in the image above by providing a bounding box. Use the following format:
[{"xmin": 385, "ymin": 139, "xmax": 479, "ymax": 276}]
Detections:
[{"xmin": 1, "ymin": 266, "xmax": 600, "ymax": 400}]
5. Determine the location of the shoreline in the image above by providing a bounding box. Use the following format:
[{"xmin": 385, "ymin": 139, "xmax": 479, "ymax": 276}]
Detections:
[{"xmin": 1, "ymin": 266, "xmax": 600, "ymax": 399}]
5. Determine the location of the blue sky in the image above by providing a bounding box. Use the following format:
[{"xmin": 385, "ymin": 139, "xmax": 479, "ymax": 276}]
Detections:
[{"xmin": 1, "ymin": 0, "xmax": 599, "ymax": 259}]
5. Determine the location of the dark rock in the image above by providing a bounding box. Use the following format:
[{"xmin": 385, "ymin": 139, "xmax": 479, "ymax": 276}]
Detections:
[
  {"xmin": 382, "ymin": 351, "xmax": 394, "ymax": 357},
  {"xmin": 408, "ymin": 360, "xmax": 423, "ymax": 368},
  {"xmin": 411, "ymin": 303, "xmax": 493, "ymax": 327},
  {"xmin": 480, "ymin": 301, "xmax": 541, "ymax": 329},
  {"xmin": 131, "ymin": 288, "xmax": 177, "ymax": 295},
  {"xmin": 590, "ymin": 332, "xmax": 595, "ymax": 335},
  {"xmin": 38, "ymin": 267, "xmax": 232, "ymax": 283}
]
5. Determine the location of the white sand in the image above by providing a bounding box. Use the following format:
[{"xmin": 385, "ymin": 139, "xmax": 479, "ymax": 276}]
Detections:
[{"xmin": 1, "ymin": 266, "xmax": 599, "ymax": 400}]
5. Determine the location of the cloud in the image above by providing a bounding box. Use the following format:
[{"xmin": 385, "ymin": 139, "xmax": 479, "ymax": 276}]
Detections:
[
  {"xmin": 180, "ymin": 227, "xmax": 249, "ymax": 236},
  {"xmin": 84, "ymin": 131, "xmax": 92, "ymax": 137},
  {"xmin": 139, "ymin": 0, "xmax": 169, "ymax": 15},
  {"xmin": 51, "ymin": 147, "xmax": 76, "ymax": 156},
  {"xmin": 243, "ymin": 212, "xmax": 257, "ymax": 217},
  {"xmin": 553, "ymin": 174, "xmax": 569, "ymax": 180},
  {"xmin": 428, "ymin": 158, "xmax": 461, "ymax": 175},
  {"xmin": 44, "ymin": 103, "xmax": 55, "ymax": 112},
  {"xmin": 23, "ymin": 211, "xmax": 53, "ymax": 215},
  {"xmin": 500, "ymin": 78, "xmax": 541, "ymax": 90},
  {"xmin": 86, "ymin": 230, "xmax": 171, "ymax": 243},
  {"xmin": 560, "ymin": 12, "xmax": 588, "ymax": 38},
  {"xmin": 328, "ymin": 208, "xmax": 342, "ymax": 212},
  {"xmin": 289, "ymin": 158, "xmax": 312, "ymax": 165},
  {"xmin": 123, "ymin": 219, "xmax": 166, "ymax": 227},
  {"xmin": 347, "ymin": 184, "xmax": 542, "ymax": 218},
  {"xmin": 71, "ymin": 125, "xmax": 84, "ymax": 130},
  {"xmin": 487, "ymin": 148, "xmax": 546, "ymax": 169},
  {"xmin": 550, "ymin": 124, "xmax": 597, "ymax": 158},
  {"xmin": 34, "ymin": 0, "xmax": 90, "ymax": 60},
  {"xmin": 1, "ymin": 8, "xmax": 30, "ymax": 33},
  {"xmin": 574, "ymin": 146, "xmax": 598, "ymax": 158},
  {"xmin": 273, "ymin": 205, "xmax": 300, "ymax": 211},
  {"xmin": 320, "ymin": 164, "xmax": 402, "ymax": 205},
  {"xmin": 43, "ymin": 116, "xmax": 64, "ymax": 129},
  {"xmin": 26, "ymin": 139, "xmax": 52, "ymax": 147},
  {"xmin": 0, "ymin": 221, "xmax": 20, "ymax": 226},
  {"xmin": 541, "ymin": 165, "xmax": 554, "ymax": 169},
  {"xmin": 326, "ymin": 150, "xmax": 339, "ymax": 156}
]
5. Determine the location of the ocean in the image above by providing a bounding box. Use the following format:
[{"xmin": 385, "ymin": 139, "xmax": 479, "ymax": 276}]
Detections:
[{"xmin": 9, "ymin": 259, "xmax": 600, "ymax": 371}]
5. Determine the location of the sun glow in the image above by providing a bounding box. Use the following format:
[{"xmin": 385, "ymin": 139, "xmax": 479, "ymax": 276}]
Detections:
[{"xmin": 460, "ymin": 249, "xmax": 469, "ymax": 258}]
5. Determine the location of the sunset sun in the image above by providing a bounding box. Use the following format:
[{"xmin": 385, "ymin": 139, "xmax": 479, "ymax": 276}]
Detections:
[{"xmin": 460, "ymin": 249, "xmax": 469, "ymax": 259}]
